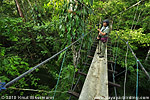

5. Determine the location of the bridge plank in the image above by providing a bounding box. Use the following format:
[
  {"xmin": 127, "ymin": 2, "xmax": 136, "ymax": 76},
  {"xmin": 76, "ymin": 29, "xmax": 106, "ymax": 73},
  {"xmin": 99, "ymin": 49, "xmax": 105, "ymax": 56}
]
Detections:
[{"xmin": 79, "ymin": 41, "xmax": 108, "ymax": 100}]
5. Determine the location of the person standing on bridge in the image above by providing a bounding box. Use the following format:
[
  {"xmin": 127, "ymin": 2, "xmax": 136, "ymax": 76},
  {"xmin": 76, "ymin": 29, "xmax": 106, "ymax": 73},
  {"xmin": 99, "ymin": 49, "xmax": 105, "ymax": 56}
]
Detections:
[{"xmin": 97, "ymin": 19, "xmax": 110, "ymax": 58}]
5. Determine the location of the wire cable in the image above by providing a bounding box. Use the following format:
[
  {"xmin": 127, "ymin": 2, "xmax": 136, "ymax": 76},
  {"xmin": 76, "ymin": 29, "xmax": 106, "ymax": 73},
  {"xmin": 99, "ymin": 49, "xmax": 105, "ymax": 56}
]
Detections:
[
  {"xmin": 68, "ymin": 27, "xmax": 96, "ymax": 100},
  {"xmin": 3, "ymin": 29, "xmax": 95, "ymax": 89},
  {"xmin": 131, "ymin": 5, "xmax": 139, "ymax": 30},
  {"xmin": 123, "ymin": 4, "xmax": 139, "ymax": 96},
  {"xmin": 123, "ymin": 43, "xmax": 129, "ymax": 100},
  {"xmin": 111, "ymin": 14, "xmax": 122, "ymax": 99},
  {"xmin": 52, "ymin": 50, "xmax": 67, "ymax": 100},
  {"xmin": 136, "ymin": 60, "xmax": 139, "ymax": 100},
  {"xmin": 115, "ymin": 32, "xmax": 150, "ymax": 80},
  {"xmin": 113, "ymin": 0, "xmax": 143, "ymax": 18},
  {"xmin": 133, "ymin": 8, "xmax": 143, "ymax": 29},
  {"xmin": 113, "ymin": 37, "xmax": 119, "ymax": 99},
  {"xmin": 68, "ymin": 38, "xmax": 84, "ymax": 100}
]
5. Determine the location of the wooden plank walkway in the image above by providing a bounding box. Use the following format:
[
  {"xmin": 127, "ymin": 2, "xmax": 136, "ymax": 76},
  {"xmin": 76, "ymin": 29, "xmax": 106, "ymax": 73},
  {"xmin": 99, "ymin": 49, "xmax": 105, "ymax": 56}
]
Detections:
[{"xmin": 79, "ymin": 41, "xmax": 108, "ymax": 100}]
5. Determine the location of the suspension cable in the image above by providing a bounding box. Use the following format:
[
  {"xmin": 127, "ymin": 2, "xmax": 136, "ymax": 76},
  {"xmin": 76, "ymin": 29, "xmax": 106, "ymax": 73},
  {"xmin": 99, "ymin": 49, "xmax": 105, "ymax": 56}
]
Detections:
[
  {"xmin": 115, "ymin": 32, "xmax": 150, "ymax": 80},
  {"xmin": 133, "ymin": 1, "xmax": 144, "ymax": 30},
  {"xmin": 113, "ymin": 0, "xmax": 143, "ymax": 18},
  {"xmin": 136, "ymin": 60, "xmax": 139, "ymax": 100},
  {"xmin": 68, "ymin": 20, "xmax": 97, "ymax": 100},
  {"xmin": 111, "ymin": 14, "xmax": 122, "ymax": 100},
  {"xmin": 68, "ymin": 35, "xmax": 84, "ymax": 100},
  {"xmin": 2, "ymin": 29, "xmax": 95, "ymax": 89},
  {"xmin": 131, "ymin": 5, "xmax": 139, "ymax": 30},
  {"xmin": 112, "ymin": 37, "xmax": 119, "ymax": 99},
  {"xmin": 52, "ymin": 50, "xmax": 67, "ymax": 100},
  {"xmin": 123, "ymin": 42, "xmax": 129, "ymax": 100}
]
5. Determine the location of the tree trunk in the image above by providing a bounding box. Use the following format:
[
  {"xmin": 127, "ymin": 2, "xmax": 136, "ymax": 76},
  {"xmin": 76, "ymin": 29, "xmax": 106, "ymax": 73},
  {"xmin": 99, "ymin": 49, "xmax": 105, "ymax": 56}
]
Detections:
[
  {"xmin": 20, "ymin": 0, "xmax": 27, "ymax": 21},
  {"xmin": 15, "ymin": 0, "xmax": 24, "ymax": 18}
]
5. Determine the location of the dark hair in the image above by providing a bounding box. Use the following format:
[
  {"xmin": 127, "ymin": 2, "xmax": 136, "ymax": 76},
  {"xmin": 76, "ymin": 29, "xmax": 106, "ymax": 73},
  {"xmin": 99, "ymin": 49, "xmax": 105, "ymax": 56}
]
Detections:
[{"xmin": 103, "ymin": 19, "xmax": 109, "ymax": 26}]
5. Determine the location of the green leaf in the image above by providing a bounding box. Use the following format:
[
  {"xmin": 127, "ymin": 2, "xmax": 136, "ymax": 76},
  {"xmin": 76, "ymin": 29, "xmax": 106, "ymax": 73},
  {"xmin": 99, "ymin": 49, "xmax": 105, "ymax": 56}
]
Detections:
[{"xmin": 14, "ymin": 61, "xmax": 19, "ymax": 65}]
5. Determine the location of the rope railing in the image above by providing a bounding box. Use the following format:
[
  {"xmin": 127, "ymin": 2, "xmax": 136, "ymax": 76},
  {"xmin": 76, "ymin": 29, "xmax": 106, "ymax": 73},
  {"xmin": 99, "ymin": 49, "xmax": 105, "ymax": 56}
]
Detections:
[
  {"xmin": 52, "ymin": 50, "xmax": 67, "ymax": 100},
  {"xmin": 136, "ymin": 60, "xmax": 139, "ymax": 100},
  {"xmin": 0, "ymin": 29, "xmax": 95, "ymax": 90},
  {"xmin": 0, "ymin": 1, "xmax": 148, "ymax": 98},
  {"xmin": 113, "ymin": 0, "xmax": 143, "ymax": 18},
  {"xmin": 68, "ymin": 30, "xmax": 96, "ymax": 100},
  {"xmin": 115, "ymin": 32, "xmax": 150, "ymax": 80}
]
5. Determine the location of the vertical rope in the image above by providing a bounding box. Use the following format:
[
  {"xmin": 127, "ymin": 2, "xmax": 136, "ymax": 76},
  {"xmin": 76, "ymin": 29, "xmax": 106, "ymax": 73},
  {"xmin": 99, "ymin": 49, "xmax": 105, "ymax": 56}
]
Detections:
[
  {"xmin": 133, "ymin": 9, "xmax": 142, "ymax": 29},
  {"xmin": 131, "ymin": 5, "xmax": 139, "ymax": 30},
  {"xmin": 68, "ymin": 39, "xmax": 83, "ymax": 100},
  {"xmin": 68, "ymin": 21, "xmax": 97, "ymax": 100},
  {"xmin": 111, "ymin": 15, "xmax": 122, "ymax": 99},
  {"xmin": 52, "ymin": 50, "xmax": 67, "ymax": 100},
  {"xmin": 123, "ymin": 42, "xmax": 129, "ymax": 100},
  {"xmin": 136, "ymin": 60, "xmax": 139, "ymax": 100},
  {"xmin": 113, "ymin": 37, "xmax": 119, "ymax": 99},
  {"xmin": 134, "ymin": 1, "xmax": 144, "ymax": 30}
]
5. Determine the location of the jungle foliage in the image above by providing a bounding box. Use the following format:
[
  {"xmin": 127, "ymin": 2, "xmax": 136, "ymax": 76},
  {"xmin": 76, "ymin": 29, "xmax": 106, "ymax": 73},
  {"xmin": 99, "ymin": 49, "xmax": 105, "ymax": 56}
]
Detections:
[{"xmin": 0, "ymin": 0, "xmax": 150, "ymax": 99}]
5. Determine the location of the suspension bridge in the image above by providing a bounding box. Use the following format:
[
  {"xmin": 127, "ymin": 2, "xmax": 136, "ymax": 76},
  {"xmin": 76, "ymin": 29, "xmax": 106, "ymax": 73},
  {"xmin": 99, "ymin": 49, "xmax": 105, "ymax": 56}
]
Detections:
[{"xmin": 0, "ymin": 0, "xmax": 150, "ymax": 100}]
